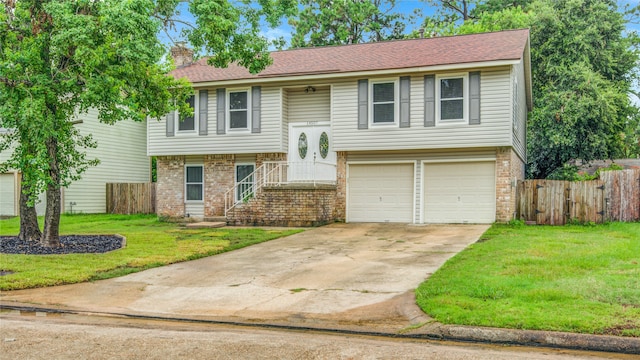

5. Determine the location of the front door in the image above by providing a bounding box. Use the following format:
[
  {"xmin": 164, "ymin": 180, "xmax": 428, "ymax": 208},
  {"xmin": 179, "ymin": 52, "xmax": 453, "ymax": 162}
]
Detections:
[{"xmin": 288, "ymin": 124, "xmax": 336, "ymax": 182}]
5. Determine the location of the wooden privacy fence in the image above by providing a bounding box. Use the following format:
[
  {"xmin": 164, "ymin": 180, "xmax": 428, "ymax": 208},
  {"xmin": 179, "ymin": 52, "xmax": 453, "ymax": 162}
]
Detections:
[
  {"xmin": 517, "ymin": 169, "xmax": 640, "ymax": 225},
  {"xmin": 106, "ymin": 183, "xmax": 156, "ymax": 215}
]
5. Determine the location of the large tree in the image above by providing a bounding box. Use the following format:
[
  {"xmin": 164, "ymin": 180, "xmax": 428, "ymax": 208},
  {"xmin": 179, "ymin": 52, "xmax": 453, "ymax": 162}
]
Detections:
[
  {"xmin": 0, "ymin": 0, "xmax": 291, "ymax": 246},
  {"xmin": 288, "ymin": 0, "xmax": 407, "ymax": 47},
  {"xmin": 423, "ymin": 0, "xmax": 639, "ymax": 178}
]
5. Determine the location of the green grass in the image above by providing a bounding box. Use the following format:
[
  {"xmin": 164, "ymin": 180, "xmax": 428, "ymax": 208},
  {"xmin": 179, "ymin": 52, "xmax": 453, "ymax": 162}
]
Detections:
[
  {"xmin": 0, "ymin": 214, "xmax": 302, "ymax": 291},
  {"xmin": 416, "ymin": 222, "xmax": 640, "ymax": 337}
]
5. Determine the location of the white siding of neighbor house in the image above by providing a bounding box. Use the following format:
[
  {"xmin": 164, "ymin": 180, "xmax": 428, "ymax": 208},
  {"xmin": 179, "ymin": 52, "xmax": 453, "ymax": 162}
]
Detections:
[
  {"xmin": 1, "ymin": 111, "xmax": 149, "ymax": 215},
  {"xmin": 512, "ymin": 60, "xmax": 527, "ymax": 162},
  {"xmin": 332, "ymin": 67, "xmax": 513, "ymax": 152},
  {"xmin": 64, "ymin": 109, "xmax": 149, "ymax": 213},
  {"xmin": 347, "ymin": 148, "xmax": 497, "ymax": 223},
  {"xmin": 147, "ymin": 86, "xmax": 284, "ymax": 156},
  {"xmin": 287, "ymin": 86, "xmax": 331, "ymax": 124}
]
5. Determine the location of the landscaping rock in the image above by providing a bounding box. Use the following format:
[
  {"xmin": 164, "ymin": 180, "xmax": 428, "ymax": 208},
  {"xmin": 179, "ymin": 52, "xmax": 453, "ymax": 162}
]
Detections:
[{"xmin": 0, "ymin": 235, "xmax": 124, "ymax": 255}]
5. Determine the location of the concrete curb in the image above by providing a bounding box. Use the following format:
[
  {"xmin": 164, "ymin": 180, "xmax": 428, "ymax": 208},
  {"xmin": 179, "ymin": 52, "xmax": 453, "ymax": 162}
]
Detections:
[
  {"xmin": 412, "ymin": 323, "xmax": 640, "ymax": 355},
  {"xmin": 2, "ymin": 302, "xmax": 639, "ymax": 355}
]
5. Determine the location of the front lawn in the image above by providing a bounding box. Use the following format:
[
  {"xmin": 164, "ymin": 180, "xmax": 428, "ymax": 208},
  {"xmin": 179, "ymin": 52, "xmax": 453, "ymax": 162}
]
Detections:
[
  {"xmin": 416, "ymin": 222, "xmax": 640, "ymax": 337},
  {"xmin": 0, "ymin": 214, "xmax": 301, "ymax": 291}
]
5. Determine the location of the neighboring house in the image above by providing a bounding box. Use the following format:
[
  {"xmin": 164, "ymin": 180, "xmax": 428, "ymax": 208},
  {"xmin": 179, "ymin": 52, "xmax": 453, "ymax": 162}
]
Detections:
[
  {"xmin": 151, "ymin": 29, "xmax": 532, "ymax": 225},
  {"xmin": 0, "ymin": 109, "xmax": 149, "ymax": 216}
]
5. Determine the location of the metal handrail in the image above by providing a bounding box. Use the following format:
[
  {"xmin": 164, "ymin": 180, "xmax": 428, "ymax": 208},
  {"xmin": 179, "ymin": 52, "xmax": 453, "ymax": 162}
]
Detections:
[{"xmin": 224, "ymin": 161, "xmax": 337, "ymax": 215}]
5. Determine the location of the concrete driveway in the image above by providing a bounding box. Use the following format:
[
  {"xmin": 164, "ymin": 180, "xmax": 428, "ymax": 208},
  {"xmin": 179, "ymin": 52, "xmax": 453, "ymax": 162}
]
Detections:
[{"xmin": 1, "ymin": 223, "xmax": 488, "ymax": 331}]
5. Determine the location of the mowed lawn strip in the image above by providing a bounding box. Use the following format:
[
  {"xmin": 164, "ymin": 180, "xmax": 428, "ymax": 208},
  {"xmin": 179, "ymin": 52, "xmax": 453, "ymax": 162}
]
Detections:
[
  {"xmin": 0, "ymin": 214, "xmax": 302, "ymax": 291},
  {"xmin": 416, "ymin": 222, "xmax": 640, "ymax": 337}
]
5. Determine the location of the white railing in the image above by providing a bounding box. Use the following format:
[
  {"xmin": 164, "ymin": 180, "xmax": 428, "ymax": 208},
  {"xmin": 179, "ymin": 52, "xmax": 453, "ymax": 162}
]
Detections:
[{"xmin": 224, "ymin": 161, "xmax": 337, "ymax": 215}]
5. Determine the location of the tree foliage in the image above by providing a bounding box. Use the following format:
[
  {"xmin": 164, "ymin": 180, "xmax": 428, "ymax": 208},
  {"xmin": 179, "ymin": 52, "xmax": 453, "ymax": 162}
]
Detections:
[
  {"xmin": 424, "ymin": 0, "xmax": 640, "ymax": 178},
  {"xmin": 0, "ymin": 0, "xmax": 288, "ymax": 245},
  {"xmin": 288, "ymin": 0, "xmax": 407, "ymax": 47}
]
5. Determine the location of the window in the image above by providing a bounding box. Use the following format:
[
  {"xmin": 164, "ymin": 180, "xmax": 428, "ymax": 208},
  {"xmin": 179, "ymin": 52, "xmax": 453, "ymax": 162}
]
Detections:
[
  {"xmin": 371, "ymin": 81, "xmax": 396, "ymax": 124},
  {"xmin": 437, "ymin": 74, "xmax": 467, "ymax": 122},
  {"xmin": 185, "ymin": 165, "xmax": 203, "ymax": 201},
  {"xmin": 235, "ymin": 164, "xmax": 255, "ymax": 202},
  {"xmin": 228, "ymin": 90, "xmax": 249, "ymax": 130},
  {"xmin": 178, "ymin": 94, "xmax": 196, "ymax": 131}
]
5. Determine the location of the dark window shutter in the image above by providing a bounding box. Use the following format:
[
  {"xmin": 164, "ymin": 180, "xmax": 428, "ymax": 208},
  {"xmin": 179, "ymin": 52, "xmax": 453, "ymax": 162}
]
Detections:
[
  {"xmin": 469, "ymin": 71, "xmax": 481, "ymax": 125},
  {"xmin": 399, "ymin": 76, "xmax": 411, "ymax": 128},
  {"xmin": 358, "ymin": 79, "xmax": 368, "ymax": 129},
  {"xmin": 251, "ymin": 86, "xmax": 261, "ymax": 133},
  {"xmin": 199, "ymin": 90, "xmax": 208, "ymax": 135},
  {"xmin": 424, "ymin": 75, "xmax": 435, "ymax": 127},
  {"xmin": 216, "ymin": 88, "xmax": 226, "ymax": 135},
  {"xmin": 166, "ymin": 110, "xmax": 175, "ymax": 137}
]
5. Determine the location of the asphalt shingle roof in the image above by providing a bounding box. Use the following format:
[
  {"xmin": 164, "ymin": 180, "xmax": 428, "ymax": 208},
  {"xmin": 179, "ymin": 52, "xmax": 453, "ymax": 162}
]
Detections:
[{"xmin": 171, "ymin": 29, "xmax": 529, "ymax": 84}]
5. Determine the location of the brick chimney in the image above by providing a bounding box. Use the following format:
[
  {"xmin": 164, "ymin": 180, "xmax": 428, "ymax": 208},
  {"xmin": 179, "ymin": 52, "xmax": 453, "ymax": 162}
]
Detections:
[{"xmin": 170, "ymin": 42, "xmax": 194, "ymax": 67}]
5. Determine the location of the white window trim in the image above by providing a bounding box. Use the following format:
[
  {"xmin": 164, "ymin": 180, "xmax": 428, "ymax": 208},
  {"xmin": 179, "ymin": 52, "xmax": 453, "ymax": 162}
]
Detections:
[
  {"xmin": 513, "ymin": 75, "xmax": 519, "ymax": 132},
  {"xmin": 436, "ymin": 73, "xmax": 468, "ymax": 124},
  {"xmin": 235, "ymin": 163, "xmax": 256, "ymax": 202},
  {"xmin": 369, "ymin": 78, "xmax": 399, "ymax": 126},
  {"xmin": 175, "ymin": 90, "xmax": 199, "ymax": 135},
  {"xmin": 226, "ymin": 88, "xmax": 251, "ymax": 132},
  {"xmin": 184, "ymin": 164, "xmax": 204, "ymax": 203}
]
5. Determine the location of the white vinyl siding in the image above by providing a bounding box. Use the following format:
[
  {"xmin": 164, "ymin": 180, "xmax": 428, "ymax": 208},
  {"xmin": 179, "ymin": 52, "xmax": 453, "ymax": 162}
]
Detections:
[
  {"xmin": 0, "ymin": 172, "xmax": 16, "ymax": 216},
  {"xmin": 423, "ymin": 161, "xmax": 496, "ymax": 224},
  {"xmin": 512, "ymin": 61, "xmax": 527, "ymax": 162},
  {"xmin": 347, "ymin": 163, "xmax": 414, "ymax": 223},
  {"xmin": 63, "ymin": 109, "xmax": 149, "ymax": 213},
  {"xmin": 332, "ymin": 68, "xmax": 512, "ymax": 151},
  {"xmin": 148, "ymin": 86, "xmax": 284, "ymax": 155},
  {"xmin": 287, "ymin": 86, "xmax": 330, "ymax": 124}
]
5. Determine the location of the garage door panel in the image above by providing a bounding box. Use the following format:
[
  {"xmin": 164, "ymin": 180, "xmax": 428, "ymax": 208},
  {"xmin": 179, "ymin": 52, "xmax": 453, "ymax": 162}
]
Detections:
[
  {"xmin": 348, "ymin": 164, "xmax": 414, "ymax": 223},
  {"xmin": 424, "ymin": 162, "xmax": 495, "ymax": 224}
]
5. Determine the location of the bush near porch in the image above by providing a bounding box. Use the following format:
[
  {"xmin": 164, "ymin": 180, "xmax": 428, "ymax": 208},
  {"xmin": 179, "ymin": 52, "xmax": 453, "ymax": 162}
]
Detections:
[
  {"xmin": 0, "ymin": 214, "xmax": 301, "ymax": 291},
  {"xmin": 416, "ymin": 222, "xmax": 640, "ymax": 337}
]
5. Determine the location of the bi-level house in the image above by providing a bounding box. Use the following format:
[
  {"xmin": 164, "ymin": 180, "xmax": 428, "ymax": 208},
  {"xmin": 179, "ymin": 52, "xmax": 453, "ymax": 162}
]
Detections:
[{"xmin": 150, "ymin": 29, "xmax": 531, "ymax": 225}]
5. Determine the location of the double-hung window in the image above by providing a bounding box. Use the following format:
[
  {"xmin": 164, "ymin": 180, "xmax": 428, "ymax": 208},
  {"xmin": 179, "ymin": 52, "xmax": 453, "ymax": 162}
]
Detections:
[
  {"xmin": 228, "ymin": 90, "xmax": 249, "ymax": 130},
  {"xmin": 185, "ymin": 165, "xmax": 204, "ymax": 201},
  {"xmin": 178, "ymin": 94, "xmax": 196, "ymax": 132},
  {"xmin": 437, "ymin": 74, "xmax": 467, "ymax": 123},
  {"xmin": 371, "ymin": 81, "xmax": 396, "ymax": 124}
]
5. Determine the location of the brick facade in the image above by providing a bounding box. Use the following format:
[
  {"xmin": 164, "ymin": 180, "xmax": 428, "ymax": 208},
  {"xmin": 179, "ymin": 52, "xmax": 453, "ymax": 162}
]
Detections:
[
  {"xmin": 334, "ymin": 151, "xmax": 347, "ymax": 221},
  {"xmin": 495, "ymin": 147, "xmax": 525, "ymax": 222},
  {"xmin": 204, "ymin": 154, "xmax": 235, "ymax": 217},
  {"xmin": 227, "ymin": 184, "xmax": 337, "ymax": 227},
  {"xmin": 156, "ymin": 156, "xmax": 185, "ymax": 217}
]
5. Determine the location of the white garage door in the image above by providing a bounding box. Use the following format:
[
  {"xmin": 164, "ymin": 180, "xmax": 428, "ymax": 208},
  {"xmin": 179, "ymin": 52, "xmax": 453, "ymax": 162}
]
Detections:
[
  {"xmin": 0, "ymin": 173, "xmax": 16, "ymax": 216},
  {"xmin": 348, "ymin": 163, "xmax": 414, "ymax": 223},
  {"xmin": 424, "ymin": 161, "xmax": 496, "ymax": 223}
]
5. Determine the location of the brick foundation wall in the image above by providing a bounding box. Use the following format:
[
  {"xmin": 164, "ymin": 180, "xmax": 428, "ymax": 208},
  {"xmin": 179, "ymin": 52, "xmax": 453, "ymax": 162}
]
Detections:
[
  {"xmin": 156, "ymin": 156, "xmax": 185, "ymax": 217},
  {"xmin": 227, "ymin": 184, "xmax": 337, "ymax": 227},
  {"xmin": 204, "ymin": 154, "xmax": 235, "ymax": 216},
  {"xmin": 495, "ymin": 147, "xmax": 525, "ymax": 222}
]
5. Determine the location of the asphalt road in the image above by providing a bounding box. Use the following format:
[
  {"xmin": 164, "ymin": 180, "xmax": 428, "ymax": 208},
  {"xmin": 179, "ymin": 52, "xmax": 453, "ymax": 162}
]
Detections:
[{"xmin": 1, "ymin": 314, "xmax": 634, "ymax": 360}]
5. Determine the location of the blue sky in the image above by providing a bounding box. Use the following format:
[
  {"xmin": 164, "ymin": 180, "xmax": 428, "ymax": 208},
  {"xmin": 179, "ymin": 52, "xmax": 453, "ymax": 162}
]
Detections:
[{"xmin": 162, "ymin": 1, "xmax": 640, "ymax": 48}]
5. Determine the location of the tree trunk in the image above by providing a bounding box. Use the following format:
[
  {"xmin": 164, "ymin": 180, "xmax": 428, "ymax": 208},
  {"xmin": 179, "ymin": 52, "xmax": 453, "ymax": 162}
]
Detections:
[
  {"xmin": 41, "ymin": 137, "xmax": 61, "ymax": 247},
  {"xmin": 18, "ymin": 175, "xmax": 42, "ymax": 242}
]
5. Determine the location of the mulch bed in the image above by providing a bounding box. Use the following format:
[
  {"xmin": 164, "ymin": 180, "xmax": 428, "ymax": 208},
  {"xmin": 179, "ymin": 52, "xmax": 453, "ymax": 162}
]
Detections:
[{"xmin": 0, "ymin": 235, "xmax": 124, "ymax": 255}]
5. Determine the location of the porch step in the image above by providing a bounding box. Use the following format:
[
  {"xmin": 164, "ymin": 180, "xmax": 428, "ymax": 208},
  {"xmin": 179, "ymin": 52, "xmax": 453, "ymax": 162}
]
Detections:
[
  {"xmin": 204, "ymin": 216, "xmax": 227, "ymax": 222},
  {"xmin": 185, "ymin": 222, "xmax": 226, "ymax": 229}
]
